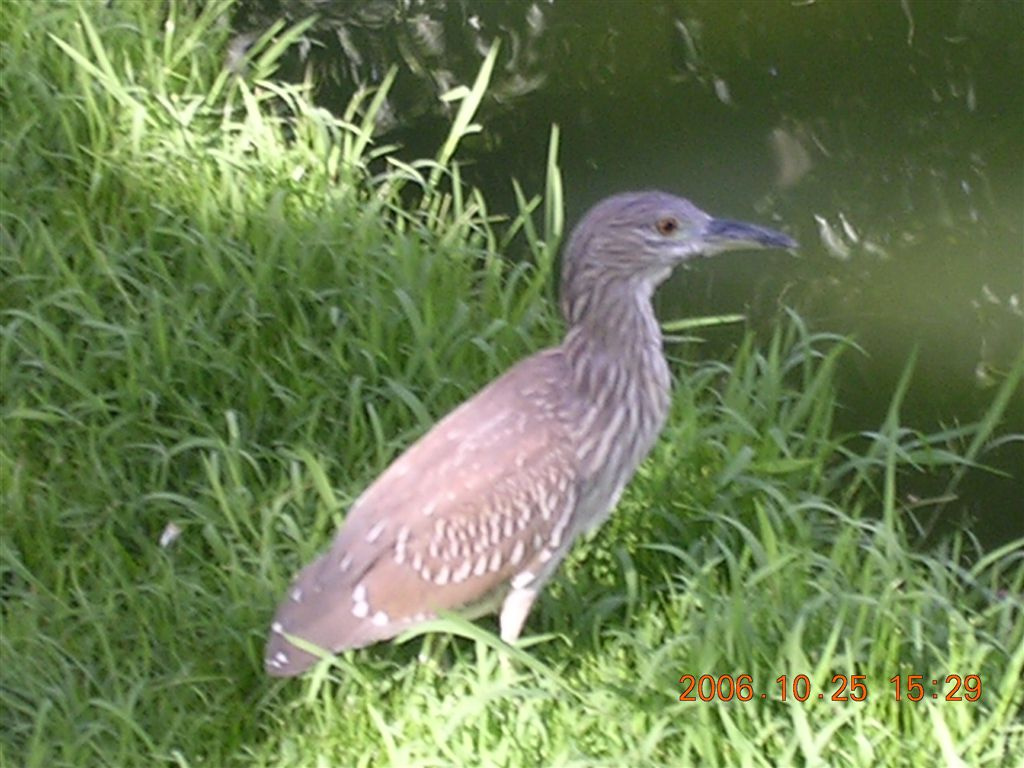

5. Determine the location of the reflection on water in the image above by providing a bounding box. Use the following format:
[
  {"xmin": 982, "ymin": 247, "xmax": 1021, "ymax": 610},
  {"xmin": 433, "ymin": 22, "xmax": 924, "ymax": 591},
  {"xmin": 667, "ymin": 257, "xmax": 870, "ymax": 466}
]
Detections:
[{"xmin": 235, "ymin": 0, "xmax": 1023, "ymax": 544}]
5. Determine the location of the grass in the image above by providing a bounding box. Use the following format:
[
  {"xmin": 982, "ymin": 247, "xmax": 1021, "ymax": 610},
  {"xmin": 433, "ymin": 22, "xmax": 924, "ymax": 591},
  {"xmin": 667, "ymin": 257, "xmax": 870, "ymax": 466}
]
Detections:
[{"xmin": 1, "ymin": 1, "xmax": 1022, "ymax": 766}]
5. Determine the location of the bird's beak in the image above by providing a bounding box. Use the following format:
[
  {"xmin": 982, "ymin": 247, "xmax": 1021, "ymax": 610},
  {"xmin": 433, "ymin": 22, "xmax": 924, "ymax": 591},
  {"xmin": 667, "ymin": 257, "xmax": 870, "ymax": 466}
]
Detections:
[{"xmin": 701, "ymin": 217, "xmax": 798, "ymax": 254}]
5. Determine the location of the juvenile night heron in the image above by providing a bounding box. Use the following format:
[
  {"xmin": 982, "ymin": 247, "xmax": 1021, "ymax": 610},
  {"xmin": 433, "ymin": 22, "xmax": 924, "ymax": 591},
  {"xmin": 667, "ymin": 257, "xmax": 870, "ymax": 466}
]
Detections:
[{"xmin": 266, "ymin": 191, "xmax": 796, "ymax": 676}]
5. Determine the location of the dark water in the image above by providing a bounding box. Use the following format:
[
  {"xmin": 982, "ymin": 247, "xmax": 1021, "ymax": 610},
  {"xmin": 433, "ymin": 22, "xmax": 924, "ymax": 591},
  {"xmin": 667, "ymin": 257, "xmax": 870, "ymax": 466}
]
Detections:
[{"xmin": 237, "ymin": 0, "xmax": 1023, "ymax": 546}]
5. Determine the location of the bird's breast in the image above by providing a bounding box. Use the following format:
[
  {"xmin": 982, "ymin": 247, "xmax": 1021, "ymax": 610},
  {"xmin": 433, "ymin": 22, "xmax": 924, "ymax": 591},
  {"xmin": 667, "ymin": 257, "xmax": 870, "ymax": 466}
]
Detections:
[{"xmin": 564, "ymin": 341, "xmax": 671, "ymax": 533}]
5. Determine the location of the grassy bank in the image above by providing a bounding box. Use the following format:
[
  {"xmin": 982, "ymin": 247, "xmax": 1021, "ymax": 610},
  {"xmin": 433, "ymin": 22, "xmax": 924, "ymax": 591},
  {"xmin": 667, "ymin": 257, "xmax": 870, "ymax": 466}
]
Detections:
[{"xmin": 1, "ymin": 2, "xmax": 1021, "ymax": 766}]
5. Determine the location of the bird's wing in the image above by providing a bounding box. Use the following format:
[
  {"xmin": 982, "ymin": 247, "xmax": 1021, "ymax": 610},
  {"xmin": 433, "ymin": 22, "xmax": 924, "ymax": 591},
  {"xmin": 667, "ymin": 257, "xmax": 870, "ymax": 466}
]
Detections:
[{"xmin": 266, "ymin": 348, "xmax": 579, "ymax": 676}]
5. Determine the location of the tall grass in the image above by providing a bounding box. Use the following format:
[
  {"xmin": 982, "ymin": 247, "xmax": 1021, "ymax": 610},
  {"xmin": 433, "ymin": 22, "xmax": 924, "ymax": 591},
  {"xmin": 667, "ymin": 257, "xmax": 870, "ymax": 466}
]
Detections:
[{"xmin": 1, "ymin": 2, "xmax": 1021, "ymax": 767}]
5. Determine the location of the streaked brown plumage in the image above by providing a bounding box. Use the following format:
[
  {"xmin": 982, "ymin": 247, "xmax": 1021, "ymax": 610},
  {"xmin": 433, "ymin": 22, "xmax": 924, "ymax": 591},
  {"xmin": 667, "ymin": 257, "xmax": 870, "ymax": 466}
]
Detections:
[{"xmin": 266, "ymin": 191, "xmax": 796, "ymax": 676}]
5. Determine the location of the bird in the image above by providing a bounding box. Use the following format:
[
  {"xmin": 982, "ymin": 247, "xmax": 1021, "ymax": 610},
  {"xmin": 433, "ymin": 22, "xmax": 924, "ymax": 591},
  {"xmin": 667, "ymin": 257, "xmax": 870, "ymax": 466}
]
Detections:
[{"xmin": 265, "ymin": 190, "xmax": 796, "ymax": 677}]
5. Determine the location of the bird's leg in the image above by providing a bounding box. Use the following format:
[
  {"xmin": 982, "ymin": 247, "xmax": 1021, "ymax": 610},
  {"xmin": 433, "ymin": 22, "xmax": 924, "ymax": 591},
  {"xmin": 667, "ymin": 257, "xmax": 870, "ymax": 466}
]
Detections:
[
  {"xmin": 416, "ymin": 632, "xmax": 436, "ymax": 666},
  {"xmin": 497, "ymin": 587, "xmax": 538, "ymax": 674},
  {"xmin": 416, "ymin": 631, "xmax": 455, "ymax": 672},
  {"xmin": 499, "ymin": 587, "xmax": 538, "ymax": 644}
]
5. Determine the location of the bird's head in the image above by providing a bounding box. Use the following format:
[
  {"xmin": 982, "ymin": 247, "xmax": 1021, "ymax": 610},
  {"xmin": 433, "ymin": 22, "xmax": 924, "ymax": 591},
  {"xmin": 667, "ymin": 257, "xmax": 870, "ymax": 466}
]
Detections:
[{"xmin": 560, "ymin": 190, "xmax": 796, "ymax": 324}]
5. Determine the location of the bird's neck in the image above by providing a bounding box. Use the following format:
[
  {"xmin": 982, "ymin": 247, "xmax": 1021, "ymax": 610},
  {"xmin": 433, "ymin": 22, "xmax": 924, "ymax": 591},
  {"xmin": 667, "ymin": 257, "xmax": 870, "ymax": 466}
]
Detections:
[
  {"xmin": 558, "ymin": 278, "xmax": 673, "ymax": 522},
  {"xmin": 561, "ymin": 277, "xmax": 672, "ymax": 440},
  {"xmin": 562, "ymin": 276, "xmax": 666, "ymax": 365}
]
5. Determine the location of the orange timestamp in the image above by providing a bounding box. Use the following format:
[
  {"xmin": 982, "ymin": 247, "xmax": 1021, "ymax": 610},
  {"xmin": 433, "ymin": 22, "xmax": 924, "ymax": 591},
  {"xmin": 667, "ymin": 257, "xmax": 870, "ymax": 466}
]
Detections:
[{"xmin": 678, "ymin": 674, "xmax": 982, "ymax": 702}]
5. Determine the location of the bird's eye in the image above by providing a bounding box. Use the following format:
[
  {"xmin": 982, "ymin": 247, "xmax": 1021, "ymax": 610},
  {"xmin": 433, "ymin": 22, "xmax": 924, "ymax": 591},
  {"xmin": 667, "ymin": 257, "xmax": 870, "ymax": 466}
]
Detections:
[{"xmin": 656, "ymin": 217, "xmax": 679, "ymax": 236}]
